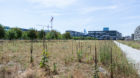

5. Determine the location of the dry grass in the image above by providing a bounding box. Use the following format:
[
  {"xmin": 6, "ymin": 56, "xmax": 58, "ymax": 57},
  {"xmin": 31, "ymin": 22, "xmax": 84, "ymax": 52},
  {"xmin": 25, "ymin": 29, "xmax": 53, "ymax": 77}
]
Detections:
[
  {"xmin": 0, "ymin": 40, "xmax": 139, "ymax": 78},
  {"xmin": 118, "ymin": 40, "xmax": 140, "ymax": 49}
]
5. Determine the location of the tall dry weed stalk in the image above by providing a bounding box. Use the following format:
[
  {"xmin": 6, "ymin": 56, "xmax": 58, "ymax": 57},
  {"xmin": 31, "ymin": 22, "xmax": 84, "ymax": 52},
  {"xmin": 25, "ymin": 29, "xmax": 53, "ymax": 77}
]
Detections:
[
  {"xmin": 30, "ymin": 40, "xmax": 33, "ymax": 64},
  {"xmin": 94, "ymin": 45, "xmax": 99, "ymax": 78},
  {"xmin": 110, "ymin": 47, "xmax": 113, "ymax": 78},
  {"xmin": 39, "ymin": 32, "xmax": 50, "ymax": 71},
  {"xmin": 72, "ymin": 40, "xmax": 73, "ymax": 54}
]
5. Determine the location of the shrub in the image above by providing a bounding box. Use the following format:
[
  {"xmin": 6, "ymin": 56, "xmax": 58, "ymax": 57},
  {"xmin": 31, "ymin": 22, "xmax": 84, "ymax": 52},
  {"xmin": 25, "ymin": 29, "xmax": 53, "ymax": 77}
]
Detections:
[
  {"xmin": 38, "ymin": 30, "xmax": 46, "ymax": 40},
  {"xmin": 27, "ymin": 29, "xmax": 37, "ymax": 40},
  {"xmin": 46, "ymin": 30, "xmax": 62, "ymax": 39},
  {"xmin": 12, "ymin": 28, "xmax": 22, "ymax": 39},
  {"xmin": 6, "ymin": 28, "xmax": 22, "ymax": 40},
  {"xmin": 0, "ymin": 24, "xmax": 5, "ymax": 39},
  {"xmin": 63, "ymin": 32, "xmax": 71, "ymax": 39},
  {"xmin": 22, "ymin": 31, "xmax": 28, "ymax": 39},
  {"xmin": 6, "ymin": 29, "xmax": 17, "ymax": 40}
]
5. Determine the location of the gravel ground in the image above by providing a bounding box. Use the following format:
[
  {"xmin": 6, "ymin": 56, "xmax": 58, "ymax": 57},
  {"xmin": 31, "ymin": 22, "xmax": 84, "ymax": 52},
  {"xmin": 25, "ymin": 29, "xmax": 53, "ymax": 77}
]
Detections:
[{"xmin": 114, "ymin": 41, "xmax": 140, "ymax": 74}]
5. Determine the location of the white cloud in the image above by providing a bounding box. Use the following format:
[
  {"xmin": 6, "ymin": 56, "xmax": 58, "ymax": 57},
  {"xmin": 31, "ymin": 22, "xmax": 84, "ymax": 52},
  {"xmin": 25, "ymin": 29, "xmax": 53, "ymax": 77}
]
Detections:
[
  {"xmin": 80, "ymin": 5, "xmax": 117, "ymax": 14},
  {"xmin": 27, "ymin": 0, "xmax": 77, "ymax": 8}
]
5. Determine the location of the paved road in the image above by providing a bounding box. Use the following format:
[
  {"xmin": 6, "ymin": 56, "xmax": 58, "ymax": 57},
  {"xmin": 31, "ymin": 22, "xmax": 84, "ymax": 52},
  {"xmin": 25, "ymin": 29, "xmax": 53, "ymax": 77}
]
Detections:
[{"xmin": 114, "ymin": 41, "xmax": 140, "ymax": 74}]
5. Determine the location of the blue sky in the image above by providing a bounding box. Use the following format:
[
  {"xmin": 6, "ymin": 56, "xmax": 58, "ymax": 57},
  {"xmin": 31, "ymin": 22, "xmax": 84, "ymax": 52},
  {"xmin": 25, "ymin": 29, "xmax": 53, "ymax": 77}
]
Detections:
[{"xmin": 0, "ymin": 0, "xmax": 140, "ymax": 36}]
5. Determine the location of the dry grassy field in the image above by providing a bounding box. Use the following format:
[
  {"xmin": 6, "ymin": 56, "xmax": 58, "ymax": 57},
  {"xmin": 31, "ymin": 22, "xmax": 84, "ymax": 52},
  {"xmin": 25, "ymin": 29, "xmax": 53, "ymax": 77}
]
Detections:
[
  {"xmin": 119, "ymin": 40, "xmax": 140, "ymax": 50},
  {"xmin": 0, "ymin": 40, "xmax": 139, "ymax": 78}
]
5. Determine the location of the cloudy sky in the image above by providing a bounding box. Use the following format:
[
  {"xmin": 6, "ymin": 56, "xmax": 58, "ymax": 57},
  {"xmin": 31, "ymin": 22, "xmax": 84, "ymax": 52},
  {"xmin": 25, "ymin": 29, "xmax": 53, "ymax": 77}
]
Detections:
[{"xmin": 0, "ymin": 0, "xmax": 140, "ymax": 36}]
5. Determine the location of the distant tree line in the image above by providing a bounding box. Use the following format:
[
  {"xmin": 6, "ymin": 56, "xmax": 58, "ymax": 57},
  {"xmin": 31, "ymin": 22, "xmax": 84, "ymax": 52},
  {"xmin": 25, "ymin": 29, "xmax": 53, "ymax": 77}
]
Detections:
[
  {"xmin": 72, "ymin": 37, "xmax": 96, "ymax": 40},
  {"xmin": 0, "ymin": 24, "xmax": 96, "ymax": 40}
]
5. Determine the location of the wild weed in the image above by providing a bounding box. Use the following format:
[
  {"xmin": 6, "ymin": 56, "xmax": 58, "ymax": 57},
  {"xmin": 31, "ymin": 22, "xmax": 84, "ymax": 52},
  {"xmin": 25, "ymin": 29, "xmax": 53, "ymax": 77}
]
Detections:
[
  {"xmin": 77, "ymin": 50, "xmax": 83, "ymax": 62},
  {"xmin": 39, "ymin": 50, "xmax": 49, "ymax": 68},
  {"xmin": 99, "ymin": 44, "xmax": 111, "ymax": 65},
  {"xmin": 86, "ymin": 55, "xmax": 93, "ymax": 64},
  {"xmin": 53, "ymin": 63, "xmax": 58, "ymax": 74},
  {"xmin": 64, "ymin": 56, "xmax": 74, "ymax": 65}
]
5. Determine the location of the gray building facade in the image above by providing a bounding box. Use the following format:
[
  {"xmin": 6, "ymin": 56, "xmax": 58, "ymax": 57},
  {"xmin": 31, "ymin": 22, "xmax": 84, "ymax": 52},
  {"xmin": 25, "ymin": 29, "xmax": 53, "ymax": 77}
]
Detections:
[
  {"xmin": 88, "ymin": 30, "xmax": 122, "ymax": 40},
  {"xmin": 66, "ymin": 28, "xmax": 122, "ymax": 40}
]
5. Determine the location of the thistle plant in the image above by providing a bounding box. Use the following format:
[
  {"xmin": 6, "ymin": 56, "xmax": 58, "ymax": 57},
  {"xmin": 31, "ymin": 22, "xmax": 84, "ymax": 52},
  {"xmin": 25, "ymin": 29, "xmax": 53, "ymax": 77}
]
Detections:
[
  {"xmin": 39, "ymin": 29, "xmax": 49, "ymax": 68},
  {"xmin": 40, "ymin": 50, "xmax": 49, "ymax": 68}
]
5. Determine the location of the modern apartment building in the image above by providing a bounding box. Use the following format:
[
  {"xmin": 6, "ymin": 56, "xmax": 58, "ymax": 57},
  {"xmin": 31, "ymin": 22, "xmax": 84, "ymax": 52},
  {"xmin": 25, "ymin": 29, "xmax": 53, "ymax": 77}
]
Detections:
[{"xmin": 88, "ymin": 28, "xmax": 122, "ymax": 40}]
